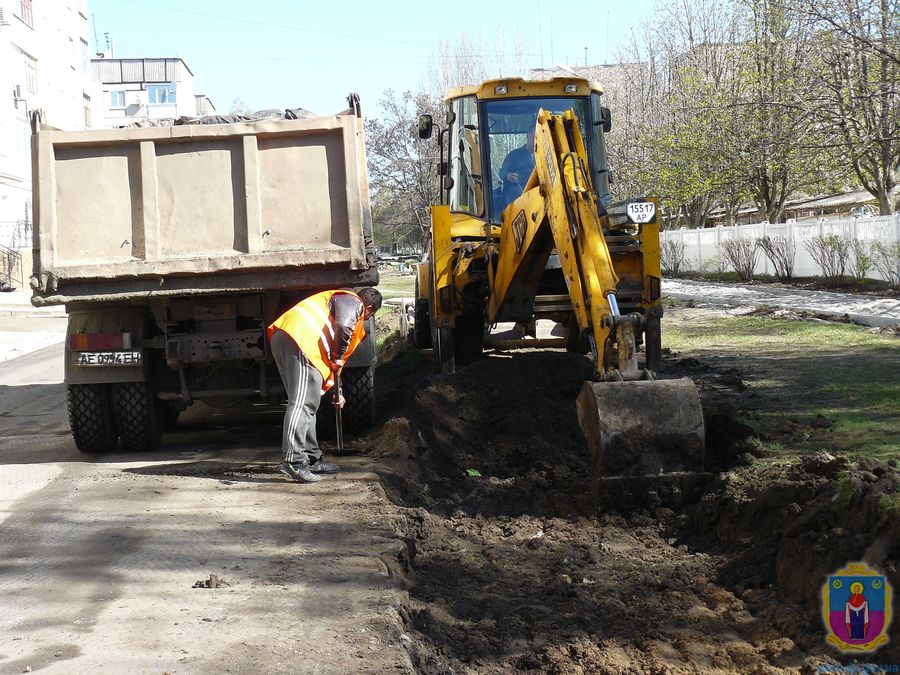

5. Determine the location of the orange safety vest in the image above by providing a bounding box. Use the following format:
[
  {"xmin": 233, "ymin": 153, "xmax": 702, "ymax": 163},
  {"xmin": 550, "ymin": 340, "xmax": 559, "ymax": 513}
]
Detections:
[{"xmin": 267, "ymin": 290, "xmax": 367, "ymax": 393}]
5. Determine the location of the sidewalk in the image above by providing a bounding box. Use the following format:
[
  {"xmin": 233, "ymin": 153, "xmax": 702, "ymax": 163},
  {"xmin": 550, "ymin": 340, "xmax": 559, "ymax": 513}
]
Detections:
[
  {"xmin": 662, "ymin": 279, "xmax": 900, "ymax": 328},
  {"xmin": 0, "ymin": 288, "xmax": 66, "ymax": 318},
  {"xmin": 0, "ymin": 290, "xmax": 67, "ymax": 364}
]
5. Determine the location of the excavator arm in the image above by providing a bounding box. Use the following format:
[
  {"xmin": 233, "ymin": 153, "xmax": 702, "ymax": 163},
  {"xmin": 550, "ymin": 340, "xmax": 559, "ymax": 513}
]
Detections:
[{"xmin": 487, "ymin": 109, "xmax": 643, "ymax": 381}]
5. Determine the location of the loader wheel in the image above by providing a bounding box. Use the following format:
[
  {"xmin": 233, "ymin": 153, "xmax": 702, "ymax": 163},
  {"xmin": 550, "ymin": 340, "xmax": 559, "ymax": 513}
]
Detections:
[
  {"xmin": 453, "ymin": 316, "xmax": 484, "ymax": 363},
  {"xmin": 112, "ymin": 382, "xmax": 162, "ymax": 452},
  {"xmin": 67, "ymin": 384, "xmax": 118, "ymax": 454},
  {"xmin": 435, "ymin": 326, "xmax": 455, "ymax": 374},
  {"xmin": 413, "ymin": 300, "xmax": 432, "ymax": 348},
  {"xmin": 645, "ymin": 316, "xmax": 662, "ymax": 373},
  {"xmin": 412, "ymin": 277, "xmax": 432, "ymax": 348}
]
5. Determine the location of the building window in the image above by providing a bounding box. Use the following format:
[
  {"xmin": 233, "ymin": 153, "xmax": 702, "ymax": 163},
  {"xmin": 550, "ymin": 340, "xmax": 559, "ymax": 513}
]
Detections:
[
  {"xmin": 81, "ymin": 39, "xmax": 89, "ymax": 75},
  {"xmin": 23, "ymin": 54, "xmax": 37, "ymax": 94},
  {"xmin": 147, "ymin": 84, "xmax": 176, "ymax": 105},
  {"xmin": 110, "ymin": 90, "xmax": 125, "ymax": 107},
  {"xmin": 83, "ymin": 94, "xmax": 92, "ymax": 128},
  {"xmin": 18, "ymin": 0, "xmax": 33, "ymax": 27}
]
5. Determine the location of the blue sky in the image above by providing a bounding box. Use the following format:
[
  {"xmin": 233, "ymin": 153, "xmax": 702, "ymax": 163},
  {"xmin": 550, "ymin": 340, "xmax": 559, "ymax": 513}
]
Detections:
[{"xmin": 87, "ymin": 0, "xmax": 653, "ymax": 116}]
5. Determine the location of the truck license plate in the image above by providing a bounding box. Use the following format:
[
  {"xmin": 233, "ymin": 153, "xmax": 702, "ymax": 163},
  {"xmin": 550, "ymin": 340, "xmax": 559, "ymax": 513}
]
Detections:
[{"xmin": 74, "ymin": 351, "xmax": 143, "ymax": 367}]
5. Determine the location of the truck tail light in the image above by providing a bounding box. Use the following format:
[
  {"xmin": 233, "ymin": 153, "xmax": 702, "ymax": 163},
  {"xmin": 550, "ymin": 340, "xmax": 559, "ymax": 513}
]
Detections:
[{"xmin": 69, "ymin": 332, "xmax": 132, "ymax": 351}]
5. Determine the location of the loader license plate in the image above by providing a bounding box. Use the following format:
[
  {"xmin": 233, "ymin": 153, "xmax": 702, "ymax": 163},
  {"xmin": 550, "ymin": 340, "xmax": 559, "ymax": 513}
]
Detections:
[
  {"xmin": 74, "ymin": 351, "xmax": 142, "ymax": 367},
  {"xmin": 626, "ymin": 201, "xmax": 656, "ymax": 224}
]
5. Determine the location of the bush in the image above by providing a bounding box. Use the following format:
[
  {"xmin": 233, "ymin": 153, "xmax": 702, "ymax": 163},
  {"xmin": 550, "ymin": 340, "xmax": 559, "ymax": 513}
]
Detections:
[
  {"xmin": 756, "ymin": 235, "xmax": 796, "ymax": 280},
  {"xmin": 700, "ymin": 253, "xmax": 727, "ymax": 276},
  {"xmin": 661, "ymin": 239, "xmax": 686, "ymax": 276},
  {"xmin": 718, "ymin": 236, "xmax": 758, "ymax": 282},
  {"xmin": 870, "ymin": 241, "xmax": 900, "ymax": 288},
  {"xmin": 849, "ymin": 239, "xmax": 872, "ymax": 282},
  {"xmin": 804, "ymin": 235, "xmax": 851, "ymax": 286}
]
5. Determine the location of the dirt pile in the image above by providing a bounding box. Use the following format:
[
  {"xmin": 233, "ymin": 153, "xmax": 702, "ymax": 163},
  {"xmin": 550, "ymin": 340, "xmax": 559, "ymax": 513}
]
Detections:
[
  {"xmin": 690, "ymin": 452, "xmax": 900, "ymax": 662},
  {"xmin": 358, "ymin": 342, "xmax": 900, "ymax": 672}
]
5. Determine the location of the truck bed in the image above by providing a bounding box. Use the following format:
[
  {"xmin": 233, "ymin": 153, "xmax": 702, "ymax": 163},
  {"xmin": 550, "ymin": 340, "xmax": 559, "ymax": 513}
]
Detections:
[{"xmin": 31, "ymin": 114, "xmax": 376, "ymax": 305}]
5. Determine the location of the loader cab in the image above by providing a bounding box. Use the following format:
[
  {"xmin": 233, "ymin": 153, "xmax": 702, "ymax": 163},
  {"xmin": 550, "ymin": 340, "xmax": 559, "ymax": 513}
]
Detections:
[{"xmin": 441, "ymin": 79, "xmax": 612, "ymax": 223}]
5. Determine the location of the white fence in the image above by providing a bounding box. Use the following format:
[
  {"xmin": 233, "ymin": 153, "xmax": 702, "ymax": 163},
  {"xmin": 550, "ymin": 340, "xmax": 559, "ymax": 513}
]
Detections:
[{"xmin": 660, "ymin": 214, "xmax": 900, "ymax": 280}]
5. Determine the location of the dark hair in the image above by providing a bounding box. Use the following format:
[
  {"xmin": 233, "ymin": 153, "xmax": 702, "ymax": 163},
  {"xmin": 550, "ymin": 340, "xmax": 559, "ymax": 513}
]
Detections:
[{"xmin": 356, "ymin": 287, "xmax": 383, "ymax": 312}]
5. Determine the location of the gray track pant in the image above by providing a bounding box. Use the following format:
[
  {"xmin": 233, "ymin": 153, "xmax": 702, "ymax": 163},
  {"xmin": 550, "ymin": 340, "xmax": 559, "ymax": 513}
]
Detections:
[{"xmin": 271, "ymin": 329, "xmax": 324, "ymax": 466}]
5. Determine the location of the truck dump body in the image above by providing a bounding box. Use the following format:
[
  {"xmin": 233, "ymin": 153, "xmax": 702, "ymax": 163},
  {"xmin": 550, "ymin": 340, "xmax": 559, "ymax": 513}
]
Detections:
[
  {"xmin": 32, "ymin": 108, "xmax": 381, "ymax": 454},
  {"xmin": 31, "ymin": 114, "xmax": 376, "ymax": 304}
]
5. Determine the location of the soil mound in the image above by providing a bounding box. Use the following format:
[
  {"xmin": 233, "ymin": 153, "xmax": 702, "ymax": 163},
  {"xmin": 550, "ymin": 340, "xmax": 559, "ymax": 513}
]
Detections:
[{"xmin": 362, "ymin": 342, "xmax": 899, "ymax": 672}]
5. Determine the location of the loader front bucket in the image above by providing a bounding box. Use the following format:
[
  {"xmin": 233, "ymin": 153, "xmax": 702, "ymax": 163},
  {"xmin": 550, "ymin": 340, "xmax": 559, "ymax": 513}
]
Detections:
[{"xmin": 576, "ymin": 378, "xmax": 707, "ymax": 509}]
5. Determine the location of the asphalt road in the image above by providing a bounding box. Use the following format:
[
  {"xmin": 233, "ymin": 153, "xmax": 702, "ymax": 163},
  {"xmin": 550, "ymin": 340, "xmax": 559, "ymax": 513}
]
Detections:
[{"xmin": 0, "ymin": 340, "xmax": 411, "ymax": 674}]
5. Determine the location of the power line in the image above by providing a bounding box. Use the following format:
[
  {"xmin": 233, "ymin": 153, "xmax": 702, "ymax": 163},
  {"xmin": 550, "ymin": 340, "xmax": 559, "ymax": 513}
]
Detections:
[{"xmin": 118, "ymin": 0, "xmax": 429, "ymax": 48}]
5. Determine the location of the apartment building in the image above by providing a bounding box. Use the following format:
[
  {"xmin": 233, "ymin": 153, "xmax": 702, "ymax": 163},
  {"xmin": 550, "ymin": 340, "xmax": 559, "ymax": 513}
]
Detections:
[
  {"xmin": 0, "ymin": 0, "xmax": 98, "ymax": 249},
  {"xmin": 91, "ymin": 56, "xmax": 215, "ymax": 128}
]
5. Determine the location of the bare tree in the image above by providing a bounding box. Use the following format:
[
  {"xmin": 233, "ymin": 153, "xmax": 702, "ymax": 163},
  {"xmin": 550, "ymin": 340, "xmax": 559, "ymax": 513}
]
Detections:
[
  {"xmin": 424, "ymin": 31, "xmax": 526, "ymax": 94},
  {"xmin": 789, "ymin": 0, "xmax": 900, "ymax": 66}
]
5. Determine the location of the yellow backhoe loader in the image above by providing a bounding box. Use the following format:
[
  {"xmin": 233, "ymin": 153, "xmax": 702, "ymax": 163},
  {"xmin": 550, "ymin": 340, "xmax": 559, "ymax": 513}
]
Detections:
[{"xmin": 413, "ymin": 78, "xmax": 705, "ymax": 504}]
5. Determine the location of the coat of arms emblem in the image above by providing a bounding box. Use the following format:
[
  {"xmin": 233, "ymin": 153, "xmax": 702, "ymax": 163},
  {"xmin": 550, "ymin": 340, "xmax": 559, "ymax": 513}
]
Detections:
[{"xmin": 822, "ymin": 561, "xmax": 893, "ymax": 652}]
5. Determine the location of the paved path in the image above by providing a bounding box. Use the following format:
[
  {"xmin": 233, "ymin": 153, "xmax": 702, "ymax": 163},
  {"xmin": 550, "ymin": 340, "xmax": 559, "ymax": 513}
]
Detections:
[{"xmin": 663, "ymin": 279, "xmax": 900, "ymax": 328}]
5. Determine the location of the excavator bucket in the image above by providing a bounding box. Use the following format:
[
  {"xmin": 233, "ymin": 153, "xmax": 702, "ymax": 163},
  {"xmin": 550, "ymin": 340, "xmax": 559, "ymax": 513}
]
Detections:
[{"xmin": 576, "ymin": 378, "xmax": 707, "ymax": 509}]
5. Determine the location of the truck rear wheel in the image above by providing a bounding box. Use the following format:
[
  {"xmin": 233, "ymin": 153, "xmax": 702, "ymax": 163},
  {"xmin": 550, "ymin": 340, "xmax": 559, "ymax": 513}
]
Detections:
[
  {"xmin": 341, "ymin": 366, "xmax": 375, "ymax": 433},
  {"xmin": 315, "ymin": 366, "xmax": 375, "ymax": 440},
  {"xmin": 112, "ymin": 382, "xmax": 162, "ymax": 452},
  {"xmin": 67, "ymin": 384, "xmax": 118, "ymax": 454}
]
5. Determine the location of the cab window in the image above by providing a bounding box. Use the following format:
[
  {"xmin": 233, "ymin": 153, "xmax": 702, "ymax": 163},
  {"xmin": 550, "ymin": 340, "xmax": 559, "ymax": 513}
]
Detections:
[
  {"xmin": 590, "ymin": 92, "xmax": 611, "ymax": 200},
  {"xmin": 448, "ymin": 96, "xmax": 484, "ymax": 216},
  {"xmin": 484, "ymin": 97, "xmax": 590, "ymax": 220}
]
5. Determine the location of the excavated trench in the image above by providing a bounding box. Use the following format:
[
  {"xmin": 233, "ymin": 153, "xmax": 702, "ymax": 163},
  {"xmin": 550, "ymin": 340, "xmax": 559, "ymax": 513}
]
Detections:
[{"xmin": 362, "ymin": 323, "xmax": 900, "ymax": 673}]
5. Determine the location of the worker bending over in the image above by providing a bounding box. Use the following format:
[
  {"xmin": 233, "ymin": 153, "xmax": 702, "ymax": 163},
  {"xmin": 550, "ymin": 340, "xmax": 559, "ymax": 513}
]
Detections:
[{"xmin": 267, "ymin": 287, "xmax": 382, "ymax": 483}]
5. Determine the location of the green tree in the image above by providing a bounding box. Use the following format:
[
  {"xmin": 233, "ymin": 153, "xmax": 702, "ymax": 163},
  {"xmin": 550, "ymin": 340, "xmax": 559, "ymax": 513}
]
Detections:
[
  {"xmin": 365, "ymin": 90, "xmax": 441, "ymax": 251},
  {"xmin": 810, "ymin": 0, "xmax": 900, "ymax": 213}
]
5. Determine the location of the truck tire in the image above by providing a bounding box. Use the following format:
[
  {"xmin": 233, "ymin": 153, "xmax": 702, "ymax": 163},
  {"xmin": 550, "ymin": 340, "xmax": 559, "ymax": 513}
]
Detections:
[
  {"xmin": 112, "ymin": 382, "xmax": 163, "ymax": 452},
  {"xmin": 67, "ymin": 384, "xmax": 118, "ymax": 454},
  {"xmin": 413, "ymin": 277, "xmax": 432, "ymax": 348},
  {"xmin": 341, "ymin": 366, "xmax": 375, "ymax": 433},
  {"xmin": 315, "ymin": 366, "xmax": 375, "ymax": 440}
]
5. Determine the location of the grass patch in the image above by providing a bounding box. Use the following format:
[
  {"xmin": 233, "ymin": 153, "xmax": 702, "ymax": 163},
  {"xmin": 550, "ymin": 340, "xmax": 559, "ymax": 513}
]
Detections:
[
  {"xmin": 377, "ymin": 272, "xmax": 416, "ymax": 300},
  {"xmin": 665, "ymin": 314, "xmax": 900, "ymax": 461}
]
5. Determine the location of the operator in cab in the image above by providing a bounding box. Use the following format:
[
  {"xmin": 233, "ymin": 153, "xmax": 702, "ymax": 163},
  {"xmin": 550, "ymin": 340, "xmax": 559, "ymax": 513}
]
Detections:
[{"xmin": 496, "ymin": 126, "xmax": 536, "ymax": 213}]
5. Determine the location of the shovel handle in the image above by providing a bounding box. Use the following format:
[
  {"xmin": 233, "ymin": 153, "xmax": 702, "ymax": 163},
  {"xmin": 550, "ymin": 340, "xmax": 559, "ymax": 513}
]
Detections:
[{"xmin": 333, "ymin": 371, "xmax": 344, "ymax": 452}]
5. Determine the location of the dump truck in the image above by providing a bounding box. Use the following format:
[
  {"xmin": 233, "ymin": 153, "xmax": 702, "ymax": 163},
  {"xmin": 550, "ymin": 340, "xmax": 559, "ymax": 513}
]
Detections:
[
  {"xmin": 413, "ymin": 78, "xmax": 705, "ymax": 503},
  {"xmin": 30, "ymin": 101, "xmax": 378, "ymax": 454}
]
